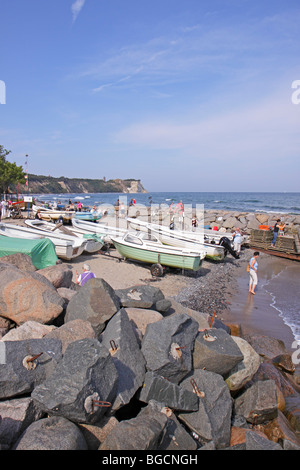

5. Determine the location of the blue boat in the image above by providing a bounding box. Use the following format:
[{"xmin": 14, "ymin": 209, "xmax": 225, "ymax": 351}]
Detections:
[{"xmin": 74, "ymin": 211, "xmax": 102, "ymax": 222}]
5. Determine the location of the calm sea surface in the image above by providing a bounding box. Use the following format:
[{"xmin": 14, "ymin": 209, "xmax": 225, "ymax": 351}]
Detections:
[
  {"xmin": 33, "ymin": 191, "xmax": 300, "ymax": 214},
  {"xmin": 33, "ymin": 191, "xmax": 300, "ymax": 344}
]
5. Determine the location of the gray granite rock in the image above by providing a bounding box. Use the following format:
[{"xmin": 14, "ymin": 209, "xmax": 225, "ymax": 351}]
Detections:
[
  {"xmin": 193, "ymin": 328, "xmax": 244, "ymax": 376},
  {"xmin": 234, "ymin": 379, "xmax": 278, "ymax": 424},
  {"xmin": 178, "ymin": 369, "xmax": 233, "ymax": 449},
  {"xmin": 13, "ymin": 416, "xmax": 88, "ymax": 450},
  {"xmin": 0, "ymin": 397, "xmax": 44, "ymax": 449},
  {"xmin": 139, "ymin": 372, "xmax": 199, "ymax": 412},
  {"xmin": 31, "ymin": 338, "xmax": 118, "ymax": 424},
  {"xmin": 99, "ymin": 400, "xmax": 168, "ymax": 450},
  {"xmin": 100, "ymin": 308, "xmax": 146, "ymax": 411},
  {"xmin": 65, "ymin": 278, "xmax": 120, "ymax": 335},
  {"xmin": 141, "ymin": 313, "xmax": 199, "ymax": 383},
  {"xmin": 115, "ymin": 284, "xmax": 164, "ymax": 309},
  {"xmin": 0, "ymin": 338, "xmax": 62, "ymax": 399}
]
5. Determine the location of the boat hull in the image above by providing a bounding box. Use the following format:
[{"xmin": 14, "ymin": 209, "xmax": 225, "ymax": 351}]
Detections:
[
  {"xmin": 127, "ymin": 218, "xmax": 225, "ymax": 260},
  {"xmin": 0, "ymin": 223, "xmax": 85, "ymax": 261},
  {"xmin": 112, "ymin": 238, "xmax": 203, "ymax": 271}
]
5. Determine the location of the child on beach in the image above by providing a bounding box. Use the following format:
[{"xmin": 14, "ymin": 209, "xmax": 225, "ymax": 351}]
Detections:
[{"xmin": 279, "ymin": 222, "xmax": 286, "ymax": 236}]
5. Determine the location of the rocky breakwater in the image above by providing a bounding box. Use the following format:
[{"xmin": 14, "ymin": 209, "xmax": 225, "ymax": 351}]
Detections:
[
  {"xmin": 0, "ymin": 253, "xmax": 300, "ymax": 450},
  {"xmin": 203, "ymin": 209, "xmax": 300, "ymax": 235}
]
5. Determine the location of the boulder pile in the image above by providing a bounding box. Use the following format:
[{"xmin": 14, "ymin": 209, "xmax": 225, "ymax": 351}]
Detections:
[
  {"xmin": 195, "ymin": 210, "xmax": 300, "ymax": 234},
  {"xmin": 0, "ymin": 254, "xmax": 300, "ymax": 450}
]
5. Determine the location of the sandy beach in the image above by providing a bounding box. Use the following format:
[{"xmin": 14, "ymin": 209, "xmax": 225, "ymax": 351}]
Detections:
[
  {"xmin": 3, "ymin": 213, "xmax": 299, "ymax": 354},
  {"xmin": 68, "ymin": 243, "xmax": 297, "ymax": 353}
]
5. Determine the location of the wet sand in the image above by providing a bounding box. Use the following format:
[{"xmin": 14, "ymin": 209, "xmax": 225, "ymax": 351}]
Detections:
[{"xmin": 220, "ymin": 252, "xmax": 297, "ymax": 353}]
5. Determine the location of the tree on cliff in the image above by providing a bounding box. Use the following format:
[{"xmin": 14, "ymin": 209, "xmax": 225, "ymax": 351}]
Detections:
[{"xmin": 0, "ymin": 145, "xmax": 26, "ymax": 194}]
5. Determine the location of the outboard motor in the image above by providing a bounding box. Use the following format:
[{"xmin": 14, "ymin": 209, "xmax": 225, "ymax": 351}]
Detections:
[{"xmin": 219, "ymin": 236, "xmax": 240, "ymax": 259}]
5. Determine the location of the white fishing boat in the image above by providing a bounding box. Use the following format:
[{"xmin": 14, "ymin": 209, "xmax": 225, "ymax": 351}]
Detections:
[
  {"xmin": 32, "ymin": 204, "xmax": 74, "ymax": 223},
  {"xmin": 25, "ymin": 219, "xmax": 104, "ymax": 254},
  {"xmin": 0, "ymin": 222, "xmax": 87, "ymax": 261},
  {"xmin": 111, "ymin": 232, "xmax": 206, "ymax": 276},
  {"xmin": 127, "ymin": 217, "xmax": 228, "ymax": 261},
  {"xmin": 71, "ymin": 218, "xmax": 127, "ymax": 243}
]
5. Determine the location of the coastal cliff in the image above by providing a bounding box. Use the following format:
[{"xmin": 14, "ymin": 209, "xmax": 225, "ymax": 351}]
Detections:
[{"xmin": 19, "ymin": 175, "xmax": 148, "ymax": 194}]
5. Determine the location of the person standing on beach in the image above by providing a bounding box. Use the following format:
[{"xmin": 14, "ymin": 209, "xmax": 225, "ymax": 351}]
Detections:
[
  {"xmin": 249, "ymin": 252, "xmax": 259, "ymax": 295},
  {"xmin": 75, "ymin": 264, "xmax": 96, "ymax": 286},
  {"xmin": 271, "ymin": 219, "xmax": 281, "ymax": 247},
  {"xmin": 232, "ymin": 227, "xmax": 242, "ymax": 255}
]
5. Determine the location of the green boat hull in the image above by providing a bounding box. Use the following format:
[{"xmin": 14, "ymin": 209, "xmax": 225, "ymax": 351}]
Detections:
[{"xmin": 113, "ymin": 240, "xmax": 203, "ymax": 271}]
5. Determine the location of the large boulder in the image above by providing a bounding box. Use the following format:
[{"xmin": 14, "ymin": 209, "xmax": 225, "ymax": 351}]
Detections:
[
  {"xmin": 45, "ymin": 319, "xmax": 96, "ymax": 353},
  {"xmin": 13, "ymin": 417, "xmax": 88, "ymax": 450},
  {"xmin": 141, "ymin": 313, "xmax": 199, "ymax": 384},
  {"xmin": 99, "ymin": 401, "xmax": 168, "ymax": 450},
  {"xmin": 225, "ymin": 336, "xmax": 261, "ymax": 391},
  {"xmin": 0, "ymin": 397, "xmax": 44, "ymax": 449},
  {"xmin": 31, "ymin": 338, "xmax": 118, "ymax": 424},
  {"xmin": 139, "ymin": 372, "xmax": 199, "ymax": 412},
  {"xmin": 193, "ymin": 328, "xmax": 244, "ymax": 376},
  {"xmin": 0, "ymin": 321, "xmax": 56, "ymax": 342},
  {"xmin": 65, "ymin": 278, "xmax": 120, "ymax": 335},
  {"xmin": 234, "ymin": 379, "xmax": 278, "ymax": 424},
  {"xmin": 0, "ymin": 338, "xmax": 62, "ymax": 399},
  {"xmin": 178, "ymin": 369, "xmax": 233, "ymax": 449},
  {"xmin": 37, "ymin": 264, "xmax": 73, "ymax": 289},
  {"xmin": 115, "ymin": 284, "xmax": 164, "ymax": 309},
  {"xmin": 0, "ymin": 253, "xmax": 36, "ymax": 272},
  {"xmin": 0, "ymin": 264, "xmax": 64, "ymax": 325},
  {"xmin": 100, "ymin": 308, "xmax": 146, "ymax": 411}
]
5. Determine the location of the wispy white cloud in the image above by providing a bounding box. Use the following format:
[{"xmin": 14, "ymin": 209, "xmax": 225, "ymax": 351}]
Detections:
[{"xmin": 71, "ymin": 0, "xmax": 86, "ymax": 23}]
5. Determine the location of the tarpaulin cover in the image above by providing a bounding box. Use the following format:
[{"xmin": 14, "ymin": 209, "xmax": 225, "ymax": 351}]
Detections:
[{"xmin": 0, "ymin": 236, "xmax": 58, "ymax": 269}]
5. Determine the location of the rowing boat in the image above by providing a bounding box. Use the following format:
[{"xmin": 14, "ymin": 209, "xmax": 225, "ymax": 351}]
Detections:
[
  {"xmin": 0, "ymin": 222, "xmax": 87, "ymax": 260},
  {"xmin": 25, "ymin": 219, "xmax": 104, "ymax": 253},
  {"xmin": 111, "ymin": 232, "xmax": 206, "ymax": 274}
]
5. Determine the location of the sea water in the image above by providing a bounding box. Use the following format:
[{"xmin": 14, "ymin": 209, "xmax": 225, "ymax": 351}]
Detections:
[
  {"xmin": 32, "ymin": 191, "xmax": 300, "ymax": 343},
  {"xmin": 32, "ymin": 191, "xmax": 300, "ymax": 215},
  {"xmin": 261, "ymin": 263, "xmax": 300, "ymax": 343}
]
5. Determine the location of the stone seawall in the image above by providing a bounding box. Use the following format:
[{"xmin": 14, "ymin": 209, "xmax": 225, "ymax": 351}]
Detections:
[{"xmin": 202, "ymin": 210, "xmax": 300, "ymax": 235}]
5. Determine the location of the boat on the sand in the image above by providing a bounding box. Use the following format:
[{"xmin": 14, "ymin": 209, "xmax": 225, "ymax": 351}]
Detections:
[
  {"xmin": 111, "ymin": 231, "xmax": 206, "ymax": 276},
  {"xmin": 0, "ymin": 222, "xmax": 87, "ymax": 261},
  {"xmin": 25, "ymin": 219, "xmax": 104, "ymax": 254}
]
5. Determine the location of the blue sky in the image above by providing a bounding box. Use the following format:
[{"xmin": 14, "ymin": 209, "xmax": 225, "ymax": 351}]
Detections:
[{"xmin": 1, "ymin": 0, "xmax": 300, "ymax": 192}]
